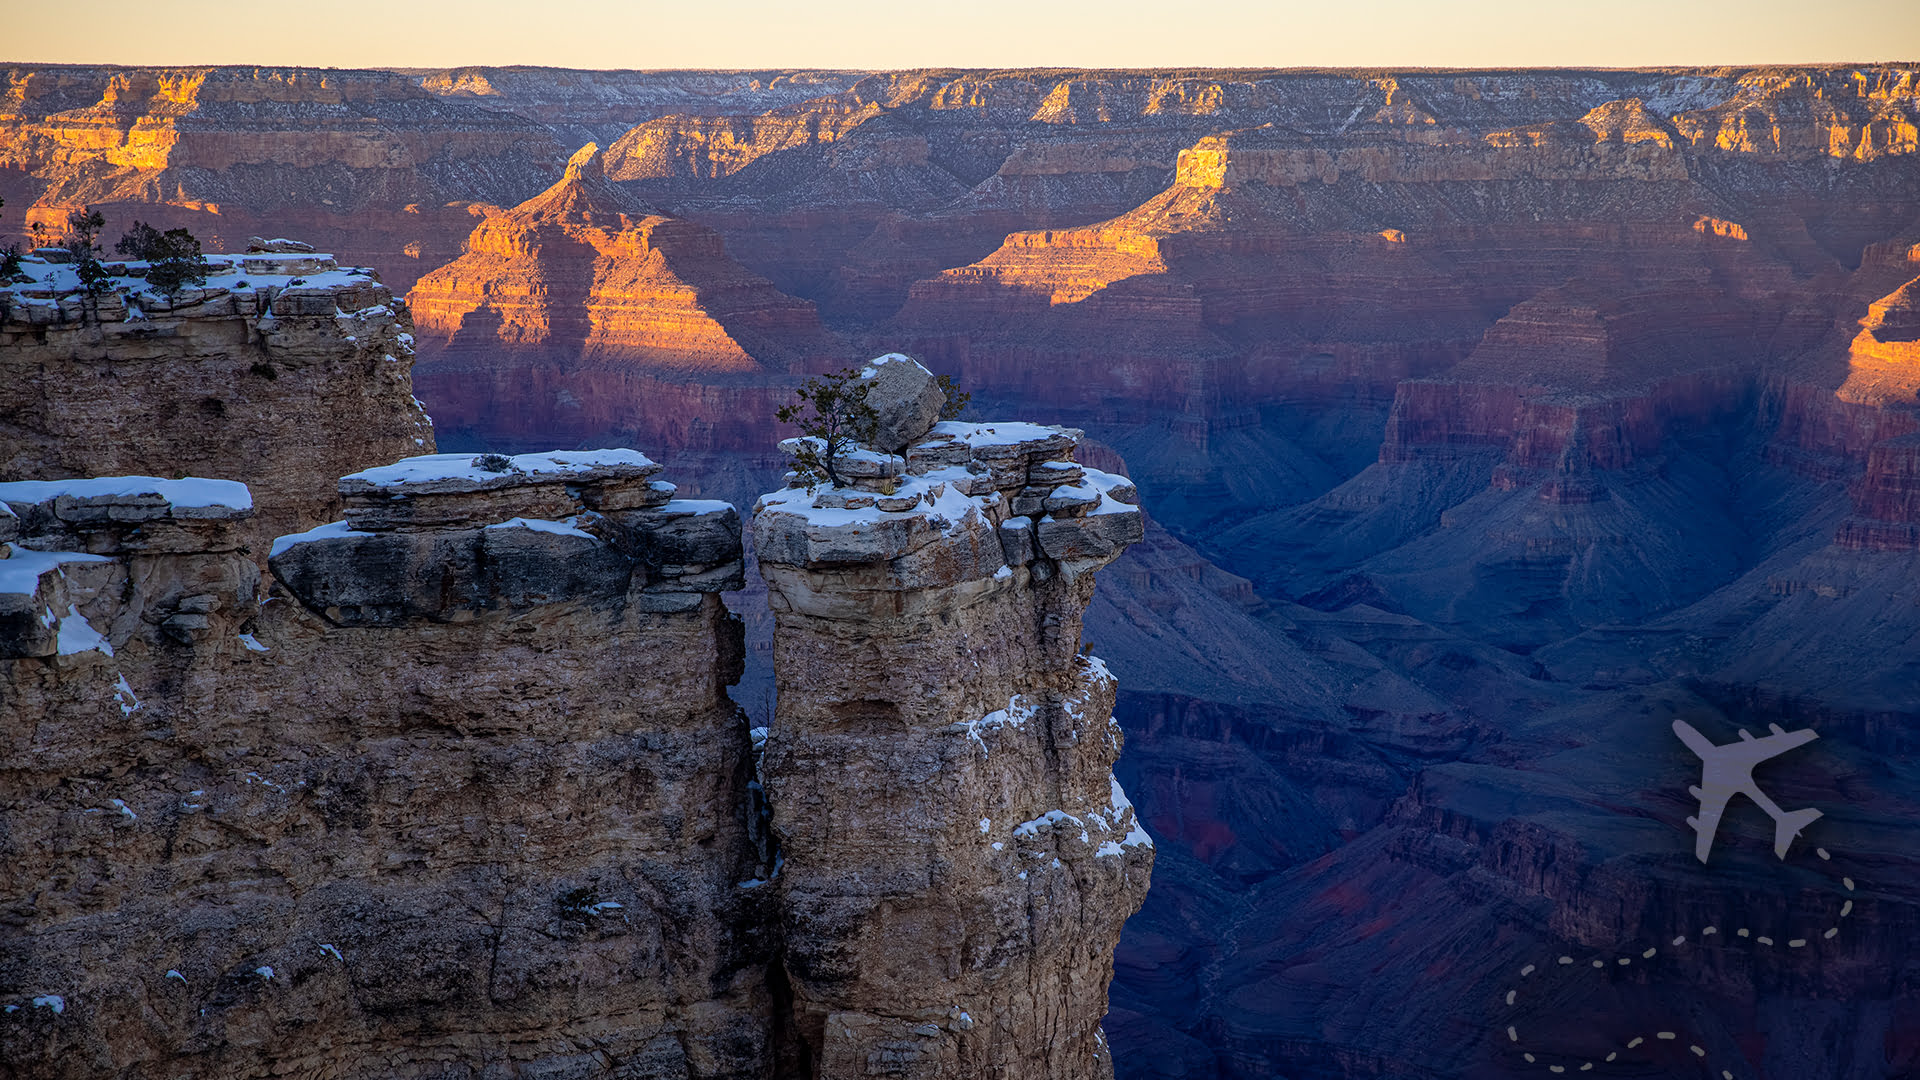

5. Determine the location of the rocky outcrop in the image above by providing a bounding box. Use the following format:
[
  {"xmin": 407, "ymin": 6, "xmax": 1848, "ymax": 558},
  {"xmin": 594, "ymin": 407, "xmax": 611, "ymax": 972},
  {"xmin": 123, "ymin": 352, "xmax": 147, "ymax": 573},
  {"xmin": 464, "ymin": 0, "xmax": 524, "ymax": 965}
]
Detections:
[
  {"xmin": 1380, "ymin": 282, "xmax": 1765, "ymax": 472},
  {"xmin": 1204, "ymin": 278, "xmax": 1777, "ymax": 646},
  {"xmin": 1763, "ymin": 273, "xmax": 1920, "ymax": 554},
  {"xmin": 0, "ymin": 452, "xmax": 768, "ymax": 1078},
  {"xmin": 1828, "ymin": 278, "xmax": 1920, "ymax": 551},
  {"xmin": 0, "ymin": 246, "xmax": 434, "ymax": 542},
  {"xmin": 1175, "ymin": 108, "xmax": 1691, "ymax": 189},
  {"xmin": 752, "ymin": 378, "xmax": 1150, "ymax": 1078},
  {"xmin": 858, "ymin": 352, "xmax": 950, "ymax": 453},
  {"xmin": 1839, "ymin": 433, "xmax": 1920, "ymax": 550},
  {"xmin": 5, "ymin": 64, "xmax": 1915, "ymax": 309},
  {"xmin": 1, "ymin": 331, "xmax": 1151, "ymax": 1078},
  {"xmin": 1837, "ymin": 274, "xmax": 1920, "ymax": 406},
  {"xmin": 1670, "ymin": 69, "xmax": 1920, "ymax": 160}
]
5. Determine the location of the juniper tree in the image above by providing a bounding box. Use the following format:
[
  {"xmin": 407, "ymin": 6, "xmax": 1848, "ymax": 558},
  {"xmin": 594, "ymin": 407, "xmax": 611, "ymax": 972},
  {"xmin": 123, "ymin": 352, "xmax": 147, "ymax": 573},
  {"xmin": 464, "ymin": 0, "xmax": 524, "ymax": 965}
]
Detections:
[
  {"xmin": 118, "ymin": 221, "xmax": 212, "ymax": 305},
  {"xmin": 935, "ymin": 372, "xmax": 971, "ymax": 420},
  {"xmin": 63, "ymin": 207, "xmax": 110, "ymax": 321},
  {"xmin": 63, "ymin": 207, "xmax": 105, "ymax": 264},
  {"xmin": 114, "ymin": 221, "xmax": 166, "ymax": 261},
  {"xmin": 776, "ymin": 368, "xmax": 879, "ymax": 489},
  {"xmin": 0, "ymin": 197, "xmax": 21, "ymax": 280},
  {"xmin": 0, "ymin": 198, "xmax": 20, "ymax": 323}
]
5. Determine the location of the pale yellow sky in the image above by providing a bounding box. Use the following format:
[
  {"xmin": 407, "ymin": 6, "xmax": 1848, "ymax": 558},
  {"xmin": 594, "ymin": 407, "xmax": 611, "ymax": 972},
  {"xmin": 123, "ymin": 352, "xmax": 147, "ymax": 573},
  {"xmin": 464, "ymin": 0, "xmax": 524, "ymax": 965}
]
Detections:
[{"xmin": 6, "ymin": 0, "xmax": 1917, "ymax": 70}]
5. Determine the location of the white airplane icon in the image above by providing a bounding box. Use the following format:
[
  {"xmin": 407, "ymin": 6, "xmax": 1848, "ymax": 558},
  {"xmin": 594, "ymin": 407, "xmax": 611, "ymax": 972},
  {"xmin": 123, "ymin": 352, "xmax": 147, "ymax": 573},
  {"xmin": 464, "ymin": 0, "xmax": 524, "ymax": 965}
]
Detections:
[{"xmin": 1672, "ymin": 719, "xmax": 1823, "ymax": 864}]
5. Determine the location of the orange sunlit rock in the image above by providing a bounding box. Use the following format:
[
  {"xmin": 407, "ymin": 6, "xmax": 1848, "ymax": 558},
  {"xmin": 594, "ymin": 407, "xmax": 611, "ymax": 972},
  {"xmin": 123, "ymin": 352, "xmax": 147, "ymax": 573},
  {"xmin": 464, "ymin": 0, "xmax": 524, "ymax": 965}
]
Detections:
[{"xmin": 408, "ymin": 143, "xmax": 829, "ymax": 373}]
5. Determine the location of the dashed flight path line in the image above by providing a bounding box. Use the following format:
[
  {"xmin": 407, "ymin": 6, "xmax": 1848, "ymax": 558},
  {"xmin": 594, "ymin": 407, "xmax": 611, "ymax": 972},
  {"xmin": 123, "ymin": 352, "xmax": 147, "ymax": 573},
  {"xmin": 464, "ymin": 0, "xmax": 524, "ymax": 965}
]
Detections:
[{"xmin": 1499, "ymin": 846, "xmax": 1858, "ymax": 1077}]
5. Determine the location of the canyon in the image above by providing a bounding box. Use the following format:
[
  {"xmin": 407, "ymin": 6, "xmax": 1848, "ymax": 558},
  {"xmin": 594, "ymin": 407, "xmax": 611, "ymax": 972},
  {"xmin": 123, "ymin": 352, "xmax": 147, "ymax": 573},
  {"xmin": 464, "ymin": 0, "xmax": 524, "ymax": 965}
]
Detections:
[{"xmin": 2, "ymin": 62, "xmax": 1919, "ymax": 1079}]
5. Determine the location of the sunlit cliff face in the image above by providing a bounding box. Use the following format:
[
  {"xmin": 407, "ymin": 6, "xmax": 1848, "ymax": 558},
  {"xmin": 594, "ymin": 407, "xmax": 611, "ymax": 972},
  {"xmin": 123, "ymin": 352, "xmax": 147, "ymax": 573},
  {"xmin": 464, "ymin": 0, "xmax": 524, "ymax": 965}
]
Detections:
[
  {"xmin": 1841, "ymin": 276, "xmax": 1920, "ymax": 405},
  {"xmin": 405, "ymin": 142, "xmax": 829, "ymax": 372}
]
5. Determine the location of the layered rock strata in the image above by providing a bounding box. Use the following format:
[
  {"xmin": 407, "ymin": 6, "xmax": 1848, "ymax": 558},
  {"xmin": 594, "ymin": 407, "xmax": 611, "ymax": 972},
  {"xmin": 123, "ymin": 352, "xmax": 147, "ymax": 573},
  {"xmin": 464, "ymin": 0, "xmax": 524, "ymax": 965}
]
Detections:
[
  {"xmin": 407, "ymin": 144, "xmax": 840, "ymax": 463},
  {"xmin": 1827, "ymin": 275, "xmax": 1920, "ymax": 551},
  {"xmin": 1, "ymin": 334, "xmax": 1154, "ymax": 1076},
  {"xmin": 752, "ymin": 359, "xmax": 1151, "ymax": 1078},
  {"xmin": 0, "ymin": 452, "xmax": 768, "ymax": 1078},
  {"xmin": 0, "ymin": 245, "xmax": 435, "ymax": 542},
  {"xmin": 6, "ymin": 65, "xmax": 1915, "ymax": 310},
  {"xmin": 597, "ymin": 68, "xmax": 1916, "ymax": 323},
  {"xmin": 0, "ymin": 64, "xmax": 567, "ymax": 293},
  {"xmin": 409, "ymin": 144, "xmax": 831, "ymax": 374}
]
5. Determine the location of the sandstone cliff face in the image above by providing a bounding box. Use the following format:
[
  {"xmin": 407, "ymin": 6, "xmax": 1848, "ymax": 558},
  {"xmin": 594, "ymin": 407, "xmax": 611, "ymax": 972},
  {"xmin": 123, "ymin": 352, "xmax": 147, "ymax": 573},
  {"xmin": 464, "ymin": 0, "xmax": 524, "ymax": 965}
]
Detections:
[
  {"xmin": 0, "ymin": 452, "xmax": 770, "ymax": 1078},
  {"xmin": 0, "ymin": 67, "xmax": 552, "ymax": 183},
  {"xmin": 753, "ymin": 387, "xmax": 1151, "ymax": 1077},
  {"xmin": 2, "ymin": 325, "xmax": 1152, "ymax": 1077},
  {"xmin": 0, "ymin": 247, "xmax": 434, "ymax": 542},
  {"xmin": 1670, "ymin": 69, "xmax": 1920, "ymax": 160},
  {"xmin": 1760, "ymin": 270, "xmax": 1920, "ymax": 557},
  {"xmin": 0, "ymin": 65, "xmax": 569, "ymax": 295},
  {"xmin": 410, "ymin": 144, "xmax": 831, "ymax": 375},
  {"xmin": 1175, "ymin": 109, "xmax": 1690, "ymax": 190},
  {"xmin": 407, "ymin": 145, "xmax": 842, "ymax": 464},
  {"xmin": 587, "ymin": 67, "xmax": 1914, "ymax": 323},
  {"xmin": 6, "ymin": 64, "xmax": 1915, "ymax": 311},
  {"xmin": 1828, "ymin": 275, "xmax": 1920, "ymax": 551},
  {"xmin": 1838, "ymin": 274, "xmax": 1920, "ymax": 405}
]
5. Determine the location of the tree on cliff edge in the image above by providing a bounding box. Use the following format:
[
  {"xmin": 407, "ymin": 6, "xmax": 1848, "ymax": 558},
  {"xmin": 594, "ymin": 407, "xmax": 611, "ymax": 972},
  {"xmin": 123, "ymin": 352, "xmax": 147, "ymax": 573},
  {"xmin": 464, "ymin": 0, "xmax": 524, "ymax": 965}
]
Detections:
[
  {"xmin": 934, "ymin": 373, "xmax": 970, "ymax": 420},
  {"xmin": 118, "ymin": 221, "xmax": 212, "ymax": 305},
  {"xmin": 777, "ymin": 368, "xmax": 879, "ymax": 488},
  {"xmin": 0, "ymin": 198, "xmax": 17, "ymax": 323},
  {"xmin": 0, "ymin": 197, "xmax": 21, "ymax": 281},
  {"xmin": 62, "ymin": 207, "xmax": 109, "ymax": 322}
]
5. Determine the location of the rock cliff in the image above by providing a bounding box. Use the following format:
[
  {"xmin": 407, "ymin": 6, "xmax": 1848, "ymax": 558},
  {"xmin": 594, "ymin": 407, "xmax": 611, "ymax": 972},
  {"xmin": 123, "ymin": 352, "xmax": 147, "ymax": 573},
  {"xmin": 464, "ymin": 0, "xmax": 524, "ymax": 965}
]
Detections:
[
  {"xmin": 0, "ymin": 244, "xmax": 434, "ymax": 542},
  {"xmin": 752, "ymin": 360, "xmax": 1151, "ymax": 1077},
  {"xmin": 0, "ymin": 451, "xmax": 768, "ymax": 1078},
  {"xmin": 410, "ymin": 144, "xmax": 830, "ymax": 374},
  {"xmin": 417, "ymin": 68, "xmax": 870, "ymax": 147},
  {"xmin": 2, "ymin": 332, "xmax": 1151, "ymax": 1077}
]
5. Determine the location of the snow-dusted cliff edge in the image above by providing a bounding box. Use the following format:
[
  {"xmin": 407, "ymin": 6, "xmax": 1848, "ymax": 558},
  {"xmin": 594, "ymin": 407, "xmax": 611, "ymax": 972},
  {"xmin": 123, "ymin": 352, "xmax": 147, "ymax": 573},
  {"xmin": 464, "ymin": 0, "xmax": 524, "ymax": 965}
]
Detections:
[{"xmin": 0, "ymin": 275, "xmax": 1148, "ymax": 1078}]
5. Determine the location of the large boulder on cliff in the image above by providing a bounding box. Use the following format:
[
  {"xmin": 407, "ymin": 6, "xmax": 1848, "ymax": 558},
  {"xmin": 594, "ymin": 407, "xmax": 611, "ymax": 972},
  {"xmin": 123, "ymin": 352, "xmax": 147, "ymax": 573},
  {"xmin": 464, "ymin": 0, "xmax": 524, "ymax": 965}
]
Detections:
[{"xmin": 857, "ymin": 354, "xmax": 946, "ymax": 454}]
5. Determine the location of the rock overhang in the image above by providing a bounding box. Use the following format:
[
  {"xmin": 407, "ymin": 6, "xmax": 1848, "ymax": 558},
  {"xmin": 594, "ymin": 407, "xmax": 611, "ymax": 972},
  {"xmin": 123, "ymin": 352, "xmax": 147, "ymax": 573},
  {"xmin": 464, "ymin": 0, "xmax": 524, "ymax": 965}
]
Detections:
[
  {"xmin": 274, "ymin": 449, "xmax": 741, "ymax": 626},
  {"xmin": 0, "ymin": 476, "xmax": 257, "ymax": 557}
]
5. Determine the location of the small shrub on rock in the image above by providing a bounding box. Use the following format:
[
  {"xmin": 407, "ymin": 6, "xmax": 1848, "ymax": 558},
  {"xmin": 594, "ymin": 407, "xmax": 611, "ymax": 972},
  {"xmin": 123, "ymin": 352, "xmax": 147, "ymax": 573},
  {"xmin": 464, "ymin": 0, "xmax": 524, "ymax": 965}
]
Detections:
[
  {"xmin": 777, "ymin": 368, "xmax": 879, "ymax": 488},
  {"xmin": 936, "ymin": 373, "xmax": 971, "ymax": 420}
]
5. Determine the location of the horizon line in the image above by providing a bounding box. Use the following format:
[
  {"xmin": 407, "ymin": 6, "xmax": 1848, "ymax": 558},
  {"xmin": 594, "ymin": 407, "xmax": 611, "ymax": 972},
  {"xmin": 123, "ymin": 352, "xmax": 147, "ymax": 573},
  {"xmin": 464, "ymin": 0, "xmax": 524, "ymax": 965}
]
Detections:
[{"xmin": 6, "ymin": 59, "xmax": 1920, "ymax": 73}]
